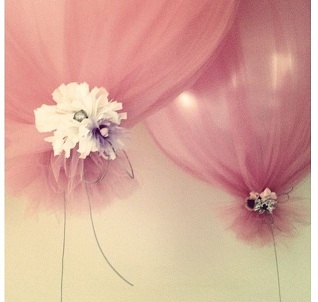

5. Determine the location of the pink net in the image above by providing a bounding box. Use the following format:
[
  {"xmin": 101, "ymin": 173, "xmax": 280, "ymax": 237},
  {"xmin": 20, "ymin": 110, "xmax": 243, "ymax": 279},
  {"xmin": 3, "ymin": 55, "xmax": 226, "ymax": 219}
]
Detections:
[
  {"xmin": 146, "ymin": 0, "xmax": 310, "ymax": 245},
  {"xmin": 6, "ymin": 0, "xmax": 238, "ymax": 212}
]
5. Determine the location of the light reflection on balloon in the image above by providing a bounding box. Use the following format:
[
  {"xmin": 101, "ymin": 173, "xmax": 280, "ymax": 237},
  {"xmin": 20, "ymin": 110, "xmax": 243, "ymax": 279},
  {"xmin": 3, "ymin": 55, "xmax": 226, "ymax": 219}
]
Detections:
[{"xmin": 146, "ymin": 0, "xmax": 310, "ymax": 245}]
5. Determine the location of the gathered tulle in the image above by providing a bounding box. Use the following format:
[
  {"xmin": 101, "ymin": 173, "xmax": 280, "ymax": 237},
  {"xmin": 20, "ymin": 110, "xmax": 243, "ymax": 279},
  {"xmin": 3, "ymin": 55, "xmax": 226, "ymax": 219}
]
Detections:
[
  {"xmin": 6, "ymin": 0, "xmax": 238, "ymax": 212},
  {"xmin": 146, "ymin": 0, "xmax": 310, "ymax": 245},
  {"xmin": 6, "ymin": 113, "xmax": 132, "ymax": 216},
  {"xmin": 216, "ymin": 195, "xmax": 310, "ymax": 246},
  {"xmin": 6, "ymin": 149, "xmax": 137, "ymax": 213}
]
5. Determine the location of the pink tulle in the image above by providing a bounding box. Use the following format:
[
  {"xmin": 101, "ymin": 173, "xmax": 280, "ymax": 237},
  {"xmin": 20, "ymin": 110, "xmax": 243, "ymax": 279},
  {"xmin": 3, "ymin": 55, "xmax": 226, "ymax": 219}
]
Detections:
[
  {"xmin": 6, "ymin": 0, "xmax": 238, "ymax": 212},
  {"xmin": 146, "ymin": 0, "xmax": 310, "ymax": 245},
  {"xmin": 7, "ymin": 150, "xmax": 137, "ymax": 214},
  {"xmin": 216, "ymin": 195, "xmax": 310, "ymax": 246}
]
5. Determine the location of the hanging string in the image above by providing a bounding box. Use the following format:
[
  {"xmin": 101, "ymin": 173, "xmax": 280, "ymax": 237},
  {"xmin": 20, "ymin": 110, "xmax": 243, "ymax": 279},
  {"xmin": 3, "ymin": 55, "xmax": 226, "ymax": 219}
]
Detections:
[
  {"xmin": 270, "ymin": 225, "xmax": 282, "ymax": 302},
  {"xmin": 59, "ymin": 152, "xmax": 133, "ymax": 301},
  {"xmin": 122, "ymin": 150, "xmax": 135, "ymax": 179},
  {"xmin": 278, "ymin": 187, "xmax": 294, "ymax": 203},
  {"xmin": 83, "ymin": 150, "xmax": 134, "ymax": 184},
  {"xmin": 105, "ymin": 141, "xmax": 134, "ymax": 180},
  {"xmin": 60, "ymin": 193, "xmax": 67, "ymax": 302},
  {"xmin": 83, "ymin": 156, "xmax": 110, "ymax": 184},
  {"xmin": 85, "ymin": 183, "xmax": 134, "ymax": 286}
]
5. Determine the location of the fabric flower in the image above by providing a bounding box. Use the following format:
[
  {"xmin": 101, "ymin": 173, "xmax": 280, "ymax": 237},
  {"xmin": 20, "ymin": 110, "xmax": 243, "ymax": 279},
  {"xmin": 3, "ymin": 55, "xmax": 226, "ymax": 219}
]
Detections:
[
  {"xmin": 248, "ymin": 191, "xmax": 260, "ymax": 200},
  {"xmin": 35, "ymin": 82, "xmax": 127, "ymax": 160},
  {"xmin": 6, "ymin": 0, "xmax": 238, "ymax": 213},
  {"xmin": 260, "ymin": 188, "xmax": 277, "ymax": 201},
  {"xmin": 245, "ymin": 188, "xmax": 277, "ymax": 214},
  {"xmin": 217, "ymin": 191, "xmax": 310, "ymax": 246}
]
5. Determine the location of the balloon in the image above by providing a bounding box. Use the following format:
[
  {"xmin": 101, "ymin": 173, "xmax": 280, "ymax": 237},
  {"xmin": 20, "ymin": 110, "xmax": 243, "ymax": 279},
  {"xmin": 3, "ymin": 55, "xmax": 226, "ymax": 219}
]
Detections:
[
  {"xmin": 5, "ymin": 0, "xmax": 238, "ymax": 212},
  {"xmin": 146, "ymin": 0, "xmax": 310, "ymax": 245}
]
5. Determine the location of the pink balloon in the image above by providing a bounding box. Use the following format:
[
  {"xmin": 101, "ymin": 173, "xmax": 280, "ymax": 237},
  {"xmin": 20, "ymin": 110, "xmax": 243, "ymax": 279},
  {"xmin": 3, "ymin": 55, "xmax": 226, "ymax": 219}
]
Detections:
[
  {"xmin": 147, "ymin": 0, "xmax": 310, "ymax": 245},
  {"xmin": 6, "ymin": 0, "xmax": 238, "ymax": 127},
  {"xmin": 6, "ymin": 0, "xmax": 238, "ymax": 212}
]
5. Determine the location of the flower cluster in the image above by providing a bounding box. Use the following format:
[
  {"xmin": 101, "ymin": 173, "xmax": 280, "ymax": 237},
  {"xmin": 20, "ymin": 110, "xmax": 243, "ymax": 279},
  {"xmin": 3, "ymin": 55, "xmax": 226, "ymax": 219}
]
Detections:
[
  {"xmin": 34, "ymin": 82, "xmax": 127, "ymax": 160},
  {"xmin": 245, "ymin": 188, "xmax": 277, "ymax": 214}
]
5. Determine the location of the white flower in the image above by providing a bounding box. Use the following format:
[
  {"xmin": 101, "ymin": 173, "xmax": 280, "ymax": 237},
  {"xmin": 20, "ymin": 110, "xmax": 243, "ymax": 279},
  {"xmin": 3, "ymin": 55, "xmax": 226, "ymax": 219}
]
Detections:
[{"xmin": 34, "ymin": 82, "xmax": 127, "ymax": 159}]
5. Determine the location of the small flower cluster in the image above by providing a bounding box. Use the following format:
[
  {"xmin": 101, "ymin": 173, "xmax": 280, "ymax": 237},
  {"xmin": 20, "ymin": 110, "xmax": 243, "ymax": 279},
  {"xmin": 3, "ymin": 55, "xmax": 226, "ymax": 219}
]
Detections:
[
  {"xmin": 245, "ymin": 188, "xmax": 277, "ymax": 214},
  {"xmin": 34, "ymin": 82, "xmax": 127, "ymax": 160}
]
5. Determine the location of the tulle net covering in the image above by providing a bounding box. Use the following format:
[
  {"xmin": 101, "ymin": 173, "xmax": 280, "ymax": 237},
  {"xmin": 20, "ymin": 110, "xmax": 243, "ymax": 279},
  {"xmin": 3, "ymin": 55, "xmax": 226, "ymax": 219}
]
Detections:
[
  {"xmin": 146, "ymin": 0, "xmax": 310, "ymax": 245},
  {"xmin": 6, "ymin": 0, "xmax": 238, "ymax": 212}
]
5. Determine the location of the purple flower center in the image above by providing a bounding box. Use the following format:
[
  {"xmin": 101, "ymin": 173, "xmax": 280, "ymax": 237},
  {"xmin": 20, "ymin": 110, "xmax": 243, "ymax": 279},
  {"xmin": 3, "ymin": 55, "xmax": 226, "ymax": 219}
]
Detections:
[
  {"xmin": 98, "ymin": 125, "xmax": 109, "ymax": 137},
  {"xmin": 92, "ymin": 124, "xmax": 109, "ymax": 139},
  {"xmin": 91, "ymin": 122, "xmax": 117, "ymax": 150}
]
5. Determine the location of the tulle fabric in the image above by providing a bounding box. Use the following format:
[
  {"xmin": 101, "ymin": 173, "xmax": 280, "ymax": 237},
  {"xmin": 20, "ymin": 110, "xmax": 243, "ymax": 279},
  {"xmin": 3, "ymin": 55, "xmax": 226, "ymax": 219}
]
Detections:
[
  {"xmin": 6, "ymin": 0, "xmax": 238, "ymax": 212},
  {"xmin": 6, "ymin": 0, "xmax": 238, "ymax": 126},
  {"xmin": 6, "ymin": 150, "xmax": 136, "ymax": 214},
  {"xmin": 146, "ymin": 0, "xmax": 310, "ymax": 245}
]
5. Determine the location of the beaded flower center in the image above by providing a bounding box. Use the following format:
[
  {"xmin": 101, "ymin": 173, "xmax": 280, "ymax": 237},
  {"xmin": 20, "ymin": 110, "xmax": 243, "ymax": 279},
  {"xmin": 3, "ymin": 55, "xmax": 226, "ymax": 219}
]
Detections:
[{"xmin": 73, "ymin": 110, "xmax": 88, "ymax": 122}]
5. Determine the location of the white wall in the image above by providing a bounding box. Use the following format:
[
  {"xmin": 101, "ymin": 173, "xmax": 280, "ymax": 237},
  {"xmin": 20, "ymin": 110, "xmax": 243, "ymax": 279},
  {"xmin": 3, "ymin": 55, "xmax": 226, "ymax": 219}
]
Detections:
[{"xmin": 6, "ymin": 123, "xmax": 310, "ymax": 302}]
